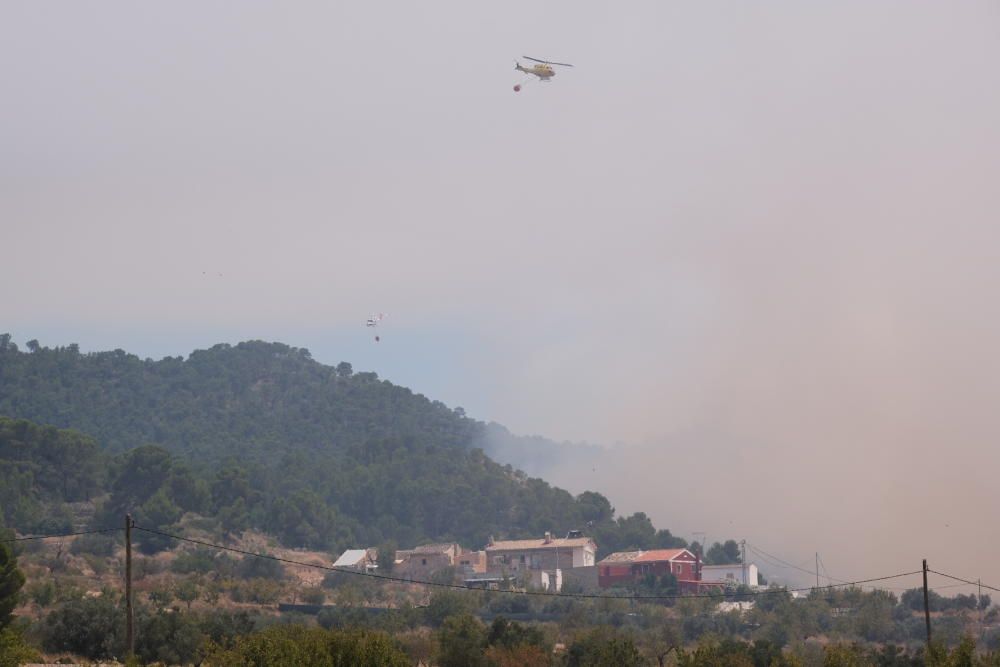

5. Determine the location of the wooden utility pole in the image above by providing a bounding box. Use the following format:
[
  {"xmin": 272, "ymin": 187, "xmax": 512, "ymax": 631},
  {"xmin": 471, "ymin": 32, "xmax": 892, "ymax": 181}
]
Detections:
[
  {"xmin": 980, "ymin": 578, "xmax": 984, "ymax": 640},
  {"xmin": 125, "ymin": 513, "xmax": 134, "ymax": 660},
  {"xmin": 922, "ymin": 559, "xmax": 931, "ymax": 647},
  {"xmin": 815, "ymin": 553, "xmax": 820, "ymax": 588}
]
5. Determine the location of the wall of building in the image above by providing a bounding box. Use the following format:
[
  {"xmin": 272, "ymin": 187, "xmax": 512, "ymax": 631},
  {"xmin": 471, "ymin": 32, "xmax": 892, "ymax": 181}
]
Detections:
[
  {"xmin": 486, "ymin": 548, "xmax": 580, "ymax": 573},
  {"xmin": 598, "ymin": 563, "xmax": 637, "ymax": 588},
  {"xmin": 396, "ymin": 552, "xmax": 454, "ymax": 580},
  {"xmin": 701, "ymin": 563, "xmax": 759, "ymax": 586},
  {"xmin": 572, "ymin": 547, "xmax": 596, "ymax": 568},
  {"xmin": 563, "ymin": 565, "xmax": 599, "ymax": 591},
  {"xmin": 456, "ymin": 550, "xmax": 486, "ymax": 574},
  {"xmin": 598, "ymin": 554, "xmax": 698, "ymax": 588}
]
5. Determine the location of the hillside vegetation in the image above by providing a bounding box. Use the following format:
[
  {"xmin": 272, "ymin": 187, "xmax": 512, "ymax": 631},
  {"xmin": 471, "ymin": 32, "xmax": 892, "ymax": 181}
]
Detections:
[{"xmin": 0, "ymin": 336, "xmax": 693, "ymax": 557}]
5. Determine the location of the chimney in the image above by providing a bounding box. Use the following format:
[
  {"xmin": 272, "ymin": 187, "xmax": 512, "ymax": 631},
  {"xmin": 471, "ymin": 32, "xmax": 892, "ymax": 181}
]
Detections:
[
  {"xmin": 488, "ymin": 535, "xmax": 495, "ymax": 547},
  {"xmin": 544, "ymin": 531, "xmax": 552, "ymax": 544}
]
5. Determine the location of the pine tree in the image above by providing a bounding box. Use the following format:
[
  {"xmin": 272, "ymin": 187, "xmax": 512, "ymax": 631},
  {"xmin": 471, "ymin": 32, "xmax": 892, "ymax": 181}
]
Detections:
[{"xmin": 0, "ymin": 538, "xmax": 25, "ymax": 630}]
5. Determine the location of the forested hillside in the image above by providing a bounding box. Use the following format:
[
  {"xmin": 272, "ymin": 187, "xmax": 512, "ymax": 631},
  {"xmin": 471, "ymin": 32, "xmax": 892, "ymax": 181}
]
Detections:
[
  {"xmin": 0, "ymin": 337, "xmax": 694, "ymax": 557},
  {"xmin": 0, "ymin": 335, "xmax": 476, "ymax": 460}
]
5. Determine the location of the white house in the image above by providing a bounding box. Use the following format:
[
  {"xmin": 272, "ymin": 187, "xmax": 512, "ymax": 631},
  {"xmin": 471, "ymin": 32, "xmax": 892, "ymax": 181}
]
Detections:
[
  {"xmin": 701, "ymin": 562, "xmax": 761, "ymax": 588},
  {"xmin": 485, "ymin": 532, "xmax": 597, "ymax": 572},
  {"xmin": 333, "ymin": 548, "xmax": 378, "ymax": 572}
]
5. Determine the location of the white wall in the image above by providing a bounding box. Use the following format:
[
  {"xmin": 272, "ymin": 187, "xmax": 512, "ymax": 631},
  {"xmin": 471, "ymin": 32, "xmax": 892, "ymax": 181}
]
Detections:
[
  {"xmin": 572, "ymin": 546, "xmax": 596, "ymax": 568},
  {"xmin": 701, "ymin": 563, "xmax": 759, "ymax": 587}
]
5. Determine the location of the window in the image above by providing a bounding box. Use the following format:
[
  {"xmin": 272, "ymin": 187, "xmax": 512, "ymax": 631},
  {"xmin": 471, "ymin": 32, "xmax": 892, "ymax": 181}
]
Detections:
[
  {"xmin": 421, "ymin": 559, "xmax": 427, "ymax": 566},
  {"xmin": 520, "ymin": 555, "xmax": 525, "ymax": 563}
]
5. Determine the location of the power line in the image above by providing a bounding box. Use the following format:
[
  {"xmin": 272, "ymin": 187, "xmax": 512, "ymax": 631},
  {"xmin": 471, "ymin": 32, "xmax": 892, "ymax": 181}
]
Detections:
[
  {"xmin": 134, "ymin": 525, "xmax": 922, "ymax": 602},
  {"xmin": 1, "ymin": 527, "xmax": 122, "ymax": 542},
  {"xmin": 748, "ymin": 544, "xmax": 848, "ymax": 584},
  {"xmin": 928, "ymin": 569, "xmax": 1000, "ymax": 595},
  {"xmin": 817, "ymin": 553, "xmax": 837, "ymax": 586}
]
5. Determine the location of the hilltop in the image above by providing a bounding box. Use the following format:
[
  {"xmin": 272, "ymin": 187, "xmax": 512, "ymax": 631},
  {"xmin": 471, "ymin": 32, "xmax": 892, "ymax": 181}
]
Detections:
[{"xmin": 0, "ymin": 336, "xmax": 692, "ymax": 557}]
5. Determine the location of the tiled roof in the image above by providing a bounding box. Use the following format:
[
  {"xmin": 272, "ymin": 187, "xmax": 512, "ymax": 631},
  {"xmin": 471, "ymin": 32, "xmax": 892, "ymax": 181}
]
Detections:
[
  {"xmin": 634, "ymin": 549, "xmax": 691, "ymax": 563},
  {"xmin": 597, "ymin": 550, "xmax": 644, "ymax": 565},
  {"xmin": 405, "ymin": 543, "xmax": 457, "ymax": 554},
  {"xmin": 487, "ymin": 537, "xmax": 595, "ymax": 551},
  {"xmin": 598, "ymin": 548, "xmax": 695, "ymax": 565}
]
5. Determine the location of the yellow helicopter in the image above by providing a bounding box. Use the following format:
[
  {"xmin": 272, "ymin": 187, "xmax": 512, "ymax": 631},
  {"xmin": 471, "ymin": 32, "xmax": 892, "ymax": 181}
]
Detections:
[{"xmin": 514, "ymin": 56, "xmax": 573, "ymax": 91}]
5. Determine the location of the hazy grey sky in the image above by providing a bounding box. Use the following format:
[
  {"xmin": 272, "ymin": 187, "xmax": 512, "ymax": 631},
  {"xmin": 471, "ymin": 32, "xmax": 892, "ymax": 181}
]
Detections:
[{"xmin": 3, "ymin": 2, "xmax": 999, "ymax": 589}]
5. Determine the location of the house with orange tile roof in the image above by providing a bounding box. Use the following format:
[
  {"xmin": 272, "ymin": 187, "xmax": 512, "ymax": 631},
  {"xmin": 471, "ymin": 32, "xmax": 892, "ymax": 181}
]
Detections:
[{"xmin": 597, "ymin": 547, "xmax": 720, "ymax": 593}]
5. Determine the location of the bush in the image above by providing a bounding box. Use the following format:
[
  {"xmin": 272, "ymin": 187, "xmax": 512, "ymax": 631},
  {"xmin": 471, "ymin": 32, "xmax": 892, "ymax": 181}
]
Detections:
[
  {"xmin": 26, "ymin": 580, "xmax": 56, "ymax": 607},
  {"xmin": 425, "ymin": 590, "xmax": 477, "ymax": 628},
  {"xmin": 41, "ymin": 595, "xmax": 123, "ymax": 659},
  {"xmin": 228, "ymin": 578, "xmax": 282, "ymax": 604},
  {"xmin": 82, "ymin": 553, "xmax": 109, "ymax": 576},
  {"xmin": 0, "ymin": 627, "xmax": 40, "ymax": 667},
  {"xmin": 566, "ymin": 628, "xmax": 644, "ymax": 667},
  {"xmin": 197, "ymin": 608, "xmax": 259, "ymax": 648},
  {"xmin": 203, "ymin": 624, "xmax": 409, "ymax": 667},
  {"xmin": 70, "ymin": 532, "xmax": 118, "ymax": 557},
  {"xmin": 171, "ymin": 548, "xmax": 219, "ymax": 575},
  {"xmin": 148, "ymin": 585, "xmax": 174, "ymax": 608},
  {"xmin": 436, "ymin": 613, "xmax": 487, "ymax": 667},
  {"xmin": 300, "ymin": 587, "xmax": 325, "ymax": 605},
  {"xmin": 322, "ymin": 570, "xmax": 352, "ymax": 589},
  {"xmin": 235, "ymin": 554, "xmax": 285, "ymax": 580},
  {"xmin": 135, "ymin": 609, "xmax": 203, "ymax": 665},
  {"xmin": 134, "ymin": 556, "xmax": 165, "ymax": 579},
  {"xmin": 485, "ymin": 644, "xmax": 551, "ymax": 667}
]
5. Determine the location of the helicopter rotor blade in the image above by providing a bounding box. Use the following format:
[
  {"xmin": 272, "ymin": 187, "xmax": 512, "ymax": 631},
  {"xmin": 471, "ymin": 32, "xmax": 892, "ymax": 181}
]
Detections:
[{"xmin": 523, "ymin": 55, "xmax": 574, "ymax": 67}]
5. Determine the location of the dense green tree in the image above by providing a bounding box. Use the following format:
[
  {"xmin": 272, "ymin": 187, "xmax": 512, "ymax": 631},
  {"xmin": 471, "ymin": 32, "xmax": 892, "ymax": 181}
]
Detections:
[
  {"xmin": 0, "ymin": 540, "xmax": 24, "ymax": 631},
  {"xmin": 377, "ymin": 539, "xmax": 397, "ymax": 573},
  {"xmin": 567, "ymin": 628, "xmax": 644, "ymax": 667},
  {"xmin": 172, "ymin": 547, "xmax": 222, "ymax": 575},
  {"xmin": 705, "ymin": 539, "xmax": 742, "ymax": 565},
  {"xmin": 203, "ymin": 624, "xmax": 408, "ymax": 667},
  {"xmin": 41, "ymin": 594, "xmax": 123, "ymax": 659},
  {"xmin": 486, "ymin": 616, "xmax": 546, "ymax": 650},
  {"xmin": 0, "ymin": 627, "xmax": 40, "ymax": 667},
  {"xmin": 425, "ymin": 590, "xmax": 478, "ymax": 628},
  {"xmin": 175, "ymin": 578, "xmax": 200, "ymax": 610},
  {"xmin": 436, "ymin": 613, "xmax": 488, "ymax": 667},
  {"xmin": 235, "ymin": 553, "xmax": 285, "ymax": 580},
  {"xmin": 114, "ymin": 446, "xmax": 174, "ymax": 501},
  {"xmin": 576, "ymin": 491, "xmax": 614, "ymax": 524},
  {"xmin": 136, "ymin": 609, "xmax": 203, "ymax": 665},
  {"xmin": 0, "ymin": 418, "xmax": 105, "ymax": 530}
]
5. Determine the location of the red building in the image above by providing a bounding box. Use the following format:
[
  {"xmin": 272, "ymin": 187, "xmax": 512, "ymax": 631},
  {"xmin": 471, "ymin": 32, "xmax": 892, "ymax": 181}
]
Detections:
[{"xmin": 598, "ymin": 548, "xmax": 720, "ymax": 594}]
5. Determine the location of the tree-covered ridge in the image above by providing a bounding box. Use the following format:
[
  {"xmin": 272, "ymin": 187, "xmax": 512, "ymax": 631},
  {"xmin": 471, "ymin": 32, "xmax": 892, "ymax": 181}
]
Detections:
[
  {"xmin": 0, "ymin": 337, "xmax": 700, "ymax": 557},
  {"xmin": 0, "ymin": 417, "xmax": 104, "ymax": 533},
  {"xmin": 0, "ymin": 335, "xmax": 477, "ymax": 462}
]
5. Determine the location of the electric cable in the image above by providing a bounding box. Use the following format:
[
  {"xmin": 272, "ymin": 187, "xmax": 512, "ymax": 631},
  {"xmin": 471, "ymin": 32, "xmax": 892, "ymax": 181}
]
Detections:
[{"xmin": 134, "ymin": 525, "xmax": 923, "ymax": 602}]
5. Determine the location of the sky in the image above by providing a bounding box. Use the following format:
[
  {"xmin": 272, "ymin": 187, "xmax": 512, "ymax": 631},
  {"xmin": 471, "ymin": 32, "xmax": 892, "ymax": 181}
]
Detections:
[{"xmin": 3, "ymin": 1, "xmax": 1000, "ymax": 591}]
